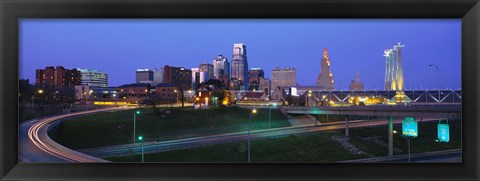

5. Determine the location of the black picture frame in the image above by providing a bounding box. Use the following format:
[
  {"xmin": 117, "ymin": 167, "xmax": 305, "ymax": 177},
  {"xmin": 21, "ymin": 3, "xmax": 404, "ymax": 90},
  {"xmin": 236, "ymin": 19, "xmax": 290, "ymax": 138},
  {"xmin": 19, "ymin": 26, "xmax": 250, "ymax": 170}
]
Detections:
[{"xmin": 1, "ymin": 0, "xmax": 479, "ymax": 180}]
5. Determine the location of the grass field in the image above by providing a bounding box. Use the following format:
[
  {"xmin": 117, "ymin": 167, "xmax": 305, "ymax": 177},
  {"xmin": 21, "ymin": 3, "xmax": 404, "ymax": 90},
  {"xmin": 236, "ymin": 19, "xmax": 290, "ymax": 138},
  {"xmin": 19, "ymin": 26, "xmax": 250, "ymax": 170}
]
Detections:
[
  {"xmin": 107, "ymin": 131, "xmax": 366, "ymax": 163},
  {"xmin": 106, "ymin": 118, "xmax": 461, "ymax": 162},
  {"xmin": 51, "ymin": 106, "xmax": 291, "ymax": 150}
]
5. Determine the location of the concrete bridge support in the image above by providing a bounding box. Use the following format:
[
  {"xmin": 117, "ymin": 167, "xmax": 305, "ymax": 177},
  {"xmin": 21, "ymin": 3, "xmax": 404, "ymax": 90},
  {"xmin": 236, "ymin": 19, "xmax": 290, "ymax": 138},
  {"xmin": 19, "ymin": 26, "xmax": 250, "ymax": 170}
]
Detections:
[
  {"xmin": 314, "ymin": 114, "xmax": 318, "ymax": 126},
  {"xmin": 345, "ymin": 115, "xmax": 349, "ymax": 136},
  {"xmin": 388, "ymin": 116, "xmax": 393, "ymax": 157}
]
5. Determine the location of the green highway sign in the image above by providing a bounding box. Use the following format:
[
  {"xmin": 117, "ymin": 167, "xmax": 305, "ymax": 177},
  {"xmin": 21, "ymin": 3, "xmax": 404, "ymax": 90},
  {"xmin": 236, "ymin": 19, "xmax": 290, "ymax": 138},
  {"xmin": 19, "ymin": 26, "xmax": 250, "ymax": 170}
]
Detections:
[
  {"xmin": 402, "ymin": 117, "xmax": 418, "ymax": 137},
  {"xmin": 437, "ymin": 123, "xmax": 450, "ymax": 142}
]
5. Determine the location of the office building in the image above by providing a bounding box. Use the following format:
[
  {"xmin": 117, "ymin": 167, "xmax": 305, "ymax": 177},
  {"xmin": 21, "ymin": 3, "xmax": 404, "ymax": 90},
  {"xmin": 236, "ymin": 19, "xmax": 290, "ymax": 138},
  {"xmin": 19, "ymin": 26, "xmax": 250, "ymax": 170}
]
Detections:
[
  {"xmin": 136, "ymin": 69, "xmax": 154, "ymax": 84},
  {"xmin": 230, "ymin": 43, "xmax": 249, "ymax": 90},
  {"xmin": 164, "ymin": 65, "xmax": 192, "ymax": 90},
  {"xmin": 35, "ymin": 66, "xmax": 80, "ymax": 89},
  {"xmin": 271, "ymin": 66, "xmax": 296, "ymax": 90},
  {"xmin": 117, "ymin": 83, "xmax": 151, "ymax": 99},
  {"xmin": 191, "ymin": 68, "xmax": 200, "ymax": 90},
  {"xmin": 258, "ymin": 77, "xmax": 271, "ymax": 96},
  {"xmin": 316, "ymin": 48, "xmax": 335, "ymax": 90},
  {"xmin": 199, "ymin": 63, "xmax": 214, "ymax": 83},
  {"xmin": 155, "ymin": 83, "xmax": 179, "ymax": 104},
  {"xmin": 248, "ymin": 68, "xmax": 264, "ymax": 90},
  {"xmin": 349, "ymin": 71, "xmax": 364, "ymax": 91},
  {"xmin": 153, "ymin": 67, "xmax": 164, "ymax": 86},
  {"xmin": 77, "ymin": 68, "xmax": 108, "ymax": 87},
  {"xmin": 212, "ymin": 55, "xmax": 230, "ymax": 79}
]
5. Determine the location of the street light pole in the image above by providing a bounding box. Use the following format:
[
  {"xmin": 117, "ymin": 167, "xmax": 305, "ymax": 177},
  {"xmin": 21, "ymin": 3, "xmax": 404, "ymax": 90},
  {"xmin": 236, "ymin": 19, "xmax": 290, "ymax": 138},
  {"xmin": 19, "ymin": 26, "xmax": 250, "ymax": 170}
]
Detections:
[
  {"xmin": 174, "ymin": 90, "xmax": 178, "ymax": 106},
  {"xmin": 428, "ymin": 64, "xmax": 440, "ymax": 103},
  {"xmin": 85, "ymin": 91, "xmax": 87, "ymax": 111},
  {"xmin": 407, "ymin": 137, "xmax": 411, "ymax": 162},
  {"xmin": 248, "ymin": 108, "xmax": 257, "ymax": 163},
  {"xmin": 268, "ymin": 105, "xmax": 272, "ymax": 129},
  {"xmin": 133, "ymin": 110, "xmax": 140, "ymax": 144},
  {"xmin": 33, "ymin": 89, "xmax": 43, "ymax": 114},
  {"xmin": 138, "ymin": 136, "xmax": 144, "ymax": 163},
  {"xmin": 268, "ymin": 103, "xmax": 276, "ymax": 129}
]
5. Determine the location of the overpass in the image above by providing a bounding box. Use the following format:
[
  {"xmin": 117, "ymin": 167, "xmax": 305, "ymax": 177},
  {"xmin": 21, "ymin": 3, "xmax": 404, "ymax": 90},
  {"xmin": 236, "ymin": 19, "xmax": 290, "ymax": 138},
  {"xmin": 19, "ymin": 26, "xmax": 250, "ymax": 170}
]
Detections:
[
  {"xmin": 281, "ymin": 104, "xmax": 461, "ymax": 157},
  {"xmin": 282, "ymin": 104, "xmax": 461, "ymax": 118}
]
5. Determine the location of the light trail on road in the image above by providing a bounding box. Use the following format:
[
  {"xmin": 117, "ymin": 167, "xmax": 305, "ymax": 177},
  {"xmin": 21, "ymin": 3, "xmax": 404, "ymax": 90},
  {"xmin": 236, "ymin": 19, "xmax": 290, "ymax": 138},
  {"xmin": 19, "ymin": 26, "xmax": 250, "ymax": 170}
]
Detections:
[{"xmin": 21, "ymin": 106, "xmax": 131, "ymax": 162}]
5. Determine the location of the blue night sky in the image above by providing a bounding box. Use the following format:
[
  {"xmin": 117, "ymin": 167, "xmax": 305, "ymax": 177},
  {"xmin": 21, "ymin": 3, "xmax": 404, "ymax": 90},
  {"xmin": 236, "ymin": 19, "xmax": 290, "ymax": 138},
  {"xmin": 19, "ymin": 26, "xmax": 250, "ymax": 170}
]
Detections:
[{"xmin": 20, "ymin": 19, "xmax": 461, "ymax": 90}]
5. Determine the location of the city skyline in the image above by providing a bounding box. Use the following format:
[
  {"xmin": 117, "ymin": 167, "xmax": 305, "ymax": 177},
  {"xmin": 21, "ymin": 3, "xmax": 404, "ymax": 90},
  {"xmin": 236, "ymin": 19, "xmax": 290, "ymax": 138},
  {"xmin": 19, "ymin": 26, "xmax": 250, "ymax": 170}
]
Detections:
[{"xmin": 20, "ymin": 19, "xmax": 461, "ymax": 90}]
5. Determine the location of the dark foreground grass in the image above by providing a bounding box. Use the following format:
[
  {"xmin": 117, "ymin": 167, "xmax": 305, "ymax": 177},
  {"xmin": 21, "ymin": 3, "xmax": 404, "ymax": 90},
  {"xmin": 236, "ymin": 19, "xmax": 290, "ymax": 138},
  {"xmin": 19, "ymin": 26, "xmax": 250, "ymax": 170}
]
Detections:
[
  {"xmin": 107, "ymin": 119, "xmax": 461, "ymax": 162},
  {"xmin": 52, "ymin": 106, "xmax": 290, "ymax": 150},
  {"xmin": 107, "ymin": 131, "xmax": 366, "ymax": 163}
]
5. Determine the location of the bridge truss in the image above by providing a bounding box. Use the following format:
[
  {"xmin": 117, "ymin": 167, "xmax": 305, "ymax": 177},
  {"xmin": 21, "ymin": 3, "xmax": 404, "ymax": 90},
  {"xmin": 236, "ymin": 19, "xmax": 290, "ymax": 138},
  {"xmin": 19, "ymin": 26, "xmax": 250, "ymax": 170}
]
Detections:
[{"xmin": 309, "ymin": 90, "xmax": 462, "ymax": 103}]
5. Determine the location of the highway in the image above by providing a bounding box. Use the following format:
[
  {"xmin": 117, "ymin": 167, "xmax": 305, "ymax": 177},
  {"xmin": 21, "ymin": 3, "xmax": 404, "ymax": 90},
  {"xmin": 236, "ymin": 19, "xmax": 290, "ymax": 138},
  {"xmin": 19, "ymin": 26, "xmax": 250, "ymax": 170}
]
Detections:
[
  {"xmin": 79, "ymin": 118, "xmax": 440, "ymax": 159},
  {"xmin": 19, "ymin": 106, "xmax": 132, "ymax": 162},
  {"xmin": 19, "ymin": 105, "xmax": 443, "ymax": 162}
]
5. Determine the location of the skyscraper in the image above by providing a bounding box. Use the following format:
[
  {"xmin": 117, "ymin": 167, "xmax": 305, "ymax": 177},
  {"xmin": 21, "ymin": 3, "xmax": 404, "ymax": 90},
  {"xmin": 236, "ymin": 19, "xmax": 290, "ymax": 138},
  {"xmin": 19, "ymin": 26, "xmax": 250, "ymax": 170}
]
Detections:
[
  {"xmin": 384, "ymin": 43, "xmax": 405, "ymax": 91},
  {"xmin": 230, "ymin": 43, "xmax": 248, "ymax": 90},
  {"xmin": 199, "ymin": 63, "xmax": 214, "ymax": 84},
  {"xmin": 384, "ymin": 43, "xmax": 411, "ymax": 102},
  {"xmin": 212, "ymin": 55, "xmax": 230, "ymax": 79},
  {"xmin": 316, "ymin": 48, "xmax": 335, "ymax": 90},
  {"xmin": 271, "ymin": 67, "xmax": 296, "ymax": 90},
  {"xmin": 77, "ymin": 68, "xmax": 108, "ymax": 87}
]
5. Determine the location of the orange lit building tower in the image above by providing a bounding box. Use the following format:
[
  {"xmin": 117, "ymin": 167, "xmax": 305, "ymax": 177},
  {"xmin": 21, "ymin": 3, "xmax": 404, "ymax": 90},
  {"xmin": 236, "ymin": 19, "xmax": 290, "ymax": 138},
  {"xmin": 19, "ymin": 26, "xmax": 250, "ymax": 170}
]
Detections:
[{"xmin": 316, "ymin": 48, "xmax": 335, "ymax": 90}]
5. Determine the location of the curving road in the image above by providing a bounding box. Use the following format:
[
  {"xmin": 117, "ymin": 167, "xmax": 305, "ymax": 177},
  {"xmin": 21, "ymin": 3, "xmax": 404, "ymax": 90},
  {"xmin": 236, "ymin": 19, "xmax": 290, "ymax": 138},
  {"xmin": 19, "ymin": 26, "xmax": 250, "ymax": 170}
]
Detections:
[{"xmin": 19, "ymin": 106, "xmax": 132, "ymax": 162}]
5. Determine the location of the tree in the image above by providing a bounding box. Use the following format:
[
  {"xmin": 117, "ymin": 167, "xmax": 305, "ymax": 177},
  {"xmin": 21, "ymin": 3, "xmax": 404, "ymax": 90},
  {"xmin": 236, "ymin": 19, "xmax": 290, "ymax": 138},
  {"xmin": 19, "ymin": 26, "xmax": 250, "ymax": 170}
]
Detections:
[
  {"xmin": 19, "ymin": 80, "xmax": 32, "ymax": 111},
  {"xmin": 142, "ymin": 94, "xmax": 161, "ymax": 114},
  {"xmin": 177, "ymin": 85, "xmax": 185, "ymax": 109},
  {"xmin": 211, "ymin": 90, "xmax": 225, "ymax": 107}
]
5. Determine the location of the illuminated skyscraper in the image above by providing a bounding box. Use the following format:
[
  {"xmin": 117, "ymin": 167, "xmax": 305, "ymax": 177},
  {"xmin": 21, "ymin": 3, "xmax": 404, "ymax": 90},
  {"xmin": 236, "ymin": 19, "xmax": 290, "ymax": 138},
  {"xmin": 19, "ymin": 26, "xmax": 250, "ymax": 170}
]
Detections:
[
  {"xmin": 384, "ymin": 42, "xmax": 411, "ymax": 102},
  {"xmin": 230, "ymin": 43, "xmax": 248, "ymax": 90},
  {"xmin": 316, "ymin": 48, "xmax": 335, "ymax": 90}
]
